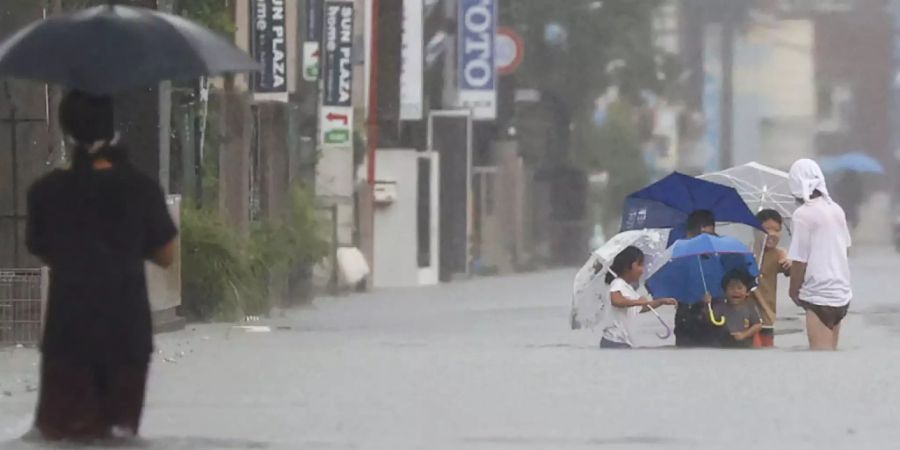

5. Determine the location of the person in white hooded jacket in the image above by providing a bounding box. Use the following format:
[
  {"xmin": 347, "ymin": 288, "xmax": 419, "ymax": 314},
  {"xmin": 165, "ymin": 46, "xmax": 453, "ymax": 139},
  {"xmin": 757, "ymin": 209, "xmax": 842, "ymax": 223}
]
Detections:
[{"xmin": 787, "ymin": 159, "xmax": 853, "ymax": 351}]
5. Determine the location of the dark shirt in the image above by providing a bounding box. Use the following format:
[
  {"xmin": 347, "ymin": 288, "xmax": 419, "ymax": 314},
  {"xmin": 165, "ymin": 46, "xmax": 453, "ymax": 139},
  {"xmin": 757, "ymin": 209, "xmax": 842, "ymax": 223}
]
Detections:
[
  {"xmin": 716, "ymin": 301, "xmax": 762, "ymax": 349},
  {"xmin": 674, "ymin": 302, "xmax": 722, "ymax": 347},
  {"xmin": 26, "ymin": 160, "xmax": 177, "ymax": 363}
]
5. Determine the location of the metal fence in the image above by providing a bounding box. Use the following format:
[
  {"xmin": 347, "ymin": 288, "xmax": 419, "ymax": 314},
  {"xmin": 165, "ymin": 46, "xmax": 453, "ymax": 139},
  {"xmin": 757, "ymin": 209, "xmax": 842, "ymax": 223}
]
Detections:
[{"xmin": 0, "ymin": 269, "xmax": 45, "ymax": 347}]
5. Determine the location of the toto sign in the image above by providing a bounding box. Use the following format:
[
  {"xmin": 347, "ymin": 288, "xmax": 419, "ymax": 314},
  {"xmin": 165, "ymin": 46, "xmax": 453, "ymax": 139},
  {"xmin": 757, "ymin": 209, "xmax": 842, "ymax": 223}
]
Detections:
[{"xmin": 457, "ymin": 0, "xmax": 496, "ymax": 120}]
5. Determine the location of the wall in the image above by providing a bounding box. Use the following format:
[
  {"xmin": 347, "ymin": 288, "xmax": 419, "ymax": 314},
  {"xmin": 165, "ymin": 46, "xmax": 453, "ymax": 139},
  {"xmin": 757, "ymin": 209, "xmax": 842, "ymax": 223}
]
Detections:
[
  {"xmin": 147, "ymin": 195, "xmax": 183, "ymax": 331},
  {"xmin": 373, "ymin": 150, "xmax": 420, "ymax": 288},
  {"xmin": 734, "ymin": 19, "xmax": 815, "ymax": 169}
]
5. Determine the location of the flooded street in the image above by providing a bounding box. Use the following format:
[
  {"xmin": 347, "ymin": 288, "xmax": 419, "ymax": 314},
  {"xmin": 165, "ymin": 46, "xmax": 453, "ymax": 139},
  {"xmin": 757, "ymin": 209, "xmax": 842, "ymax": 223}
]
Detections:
[{"xmin": 2, "ymin": 246, "xmax": 900, "ymax": 449}]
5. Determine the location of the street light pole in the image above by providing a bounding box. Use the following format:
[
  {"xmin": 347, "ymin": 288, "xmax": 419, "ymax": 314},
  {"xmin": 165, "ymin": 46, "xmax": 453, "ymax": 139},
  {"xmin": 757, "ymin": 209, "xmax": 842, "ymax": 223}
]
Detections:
[{"xmin": 721, "ymin": 11, "xmax": 735, "ymax": 169}]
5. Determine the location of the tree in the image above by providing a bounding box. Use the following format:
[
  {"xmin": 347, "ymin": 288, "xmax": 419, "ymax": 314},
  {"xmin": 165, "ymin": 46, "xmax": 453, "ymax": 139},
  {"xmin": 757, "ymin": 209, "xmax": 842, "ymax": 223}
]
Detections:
[
  {"xmin": 574, "ymin": 101, "xmax": 649, "ymax": 232},
  {"xmin": 175, "ymin": 0, "xmax": 235, "ymax": 35},
  {"xmin": 507, "ymin": 1, "xmax": 664, "ymax": 234}
]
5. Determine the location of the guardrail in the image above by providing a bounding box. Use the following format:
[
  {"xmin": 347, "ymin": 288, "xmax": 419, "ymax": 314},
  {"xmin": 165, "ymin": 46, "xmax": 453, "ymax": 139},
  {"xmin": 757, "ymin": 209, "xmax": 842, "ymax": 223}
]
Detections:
[{"xmin": 0, "ymin": 268, "xmax": 46, "ymax": 347}]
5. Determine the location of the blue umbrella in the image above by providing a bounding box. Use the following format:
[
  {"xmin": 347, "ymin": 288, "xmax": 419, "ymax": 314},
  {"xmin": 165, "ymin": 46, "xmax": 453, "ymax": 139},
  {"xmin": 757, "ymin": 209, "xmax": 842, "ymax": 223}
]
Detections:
[
  {"xmin": 645, "ymin": 234, "xmax": 758, "ymax": 305},
  {"xmin": 819, "ymin": 152, "xmax": 884, "ymax": 174},
  {"xmin": 620, "ymin": 172, "xmax": 763, "ymax": 245}
]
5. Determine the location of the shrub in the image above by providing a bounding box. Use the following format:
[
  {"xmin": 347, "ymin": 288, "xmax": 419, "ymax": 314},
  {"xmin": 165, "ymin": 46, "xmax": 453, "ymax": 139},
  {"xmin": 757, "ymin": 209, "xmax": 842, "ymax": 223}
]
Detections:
[
  {"xmin": 179, "ymin": 207, "xmax": 247, "ymax": 321},
  {"xmin": 180, "ymin": 185, "xmax": 327, "ymax": 321}
]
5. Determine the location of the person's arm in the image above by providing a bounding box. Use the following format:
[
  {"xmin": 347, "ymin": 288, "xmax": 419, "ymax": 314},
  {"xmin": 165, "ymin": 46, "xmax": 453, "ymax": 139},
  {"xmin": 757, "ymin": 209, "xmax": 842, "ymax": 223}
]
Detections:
[
  {"xmin": 732, "ymin": 323, "xmax": 763, "ymax": 341},
  {"xmin": 787, "ymin": 215, "xmax": 810, "ymax": 306},
  {"xmin": 789, "ymin": 262, "xmax": 807, "ymax": 306},
  {"xmin": 152, "ymin": 239, "xmax": 177, "ymax": 268},
  {"xmin": 639, "ymin": 298, "xmax": 677, "ymax": 313},
  {"xmin": 778, "ymin": 248, "xmax": 792, "ymax": 275},
  {"xmin": 143, "ymin": 182, "xmax": 178, "ymax": 268},
  {"xmin": 751, "ymin": 290, "xmax": 776, "ymax": 324},
  {"xmin": 610, "ymin": 291, "xmax": 649, "ymax": 309}
]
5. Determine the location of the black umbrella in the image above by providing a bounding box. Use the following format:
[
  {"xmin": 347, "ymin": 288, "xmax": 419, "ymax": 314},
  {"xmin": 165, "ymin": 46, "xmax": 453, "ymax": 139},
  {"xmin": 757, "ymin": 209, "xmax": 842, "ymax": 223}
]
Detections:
[{"xmin": 0, "ymin": 4, "xmax": 259, "ymax": 94}]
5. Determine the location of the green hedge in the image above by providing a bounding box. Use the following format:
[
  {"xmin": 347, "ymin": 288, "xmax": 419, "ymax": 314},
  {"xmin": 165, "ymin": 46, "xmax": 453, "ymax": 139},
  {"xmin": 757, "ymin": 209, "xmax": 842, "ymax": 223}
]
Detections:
[{"xmin": 180, "ymin": 186, "xmax": 327, "ymax": 321}]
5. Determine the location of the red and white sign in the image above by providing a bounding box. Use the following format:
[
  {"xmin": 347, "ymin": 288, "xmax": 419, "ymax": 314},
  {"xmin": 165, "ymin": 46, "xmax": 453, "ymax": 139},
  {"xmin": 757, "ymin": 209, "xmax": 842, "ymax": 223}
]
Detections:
[{"xmin": 496, "ymin": 27, "xmax": 524, "ymax": 76}]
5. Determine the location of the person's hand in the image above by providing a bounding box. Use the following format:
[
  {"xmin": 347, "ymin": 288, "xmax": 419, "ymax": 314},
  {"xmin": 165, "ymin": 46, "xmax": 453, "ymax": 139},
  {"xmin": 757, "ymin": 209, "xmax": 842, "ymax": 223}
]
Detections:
[
  {"xmin": 703, "ymin": 292, "xmax": 712, "ymax": 304},
  {"xmin": 660, "ymin": 298, "xmax": 678, "ymax": 306},
  {"xmin": 779, "ymin": 257, "xmax": 792, "ymax": 272}
]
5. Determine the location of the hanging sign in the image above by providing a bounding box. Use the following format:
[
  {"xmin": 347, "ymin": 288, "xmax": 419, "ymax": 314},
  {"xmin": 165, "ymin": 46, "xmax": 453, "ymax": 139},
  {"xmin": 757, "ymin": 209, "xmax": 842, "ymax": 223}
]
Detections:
[
  {"xmin": 457, "ymin": 0, "xmax": 497, "ymax": 120},
  {"xmin": 400, "ymin": 0, "xmax": 425, "ymax": 120},
  {"xmin": 320, "ymin": 0, "xmax": 354, "ymax": 148},
  {"xmin": 303, "ymin": 0, "xmax": 322, "ymax": 82},
  {"xmin": 251, "ymin": 0, "xmax": 288, "ymax": 101}
]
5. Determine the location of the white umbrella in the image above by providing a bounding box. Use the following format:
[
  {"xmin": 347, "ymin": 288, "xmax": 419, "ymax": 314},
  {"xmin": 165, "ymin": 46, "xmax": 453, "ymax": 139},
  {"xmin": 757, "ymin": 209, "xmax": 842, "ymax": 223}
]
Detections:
[
  {"xmin": 699, "ymin": 162, "xmax": 796, "ymax": 222},
  {"xmin": 570, "ymin": 229, "xmax": 671, "ymax": 338},
  {"xmin": 699, "ymin": 162, "xmax": 795, "ymax": 269}
]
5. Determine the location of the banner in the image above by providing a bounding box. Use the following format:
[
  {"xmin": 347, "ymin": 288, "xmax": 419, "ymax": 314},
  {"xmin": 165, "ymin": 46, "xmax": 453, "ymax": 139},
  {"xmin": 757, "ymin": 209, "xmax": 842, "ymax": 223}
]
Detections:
[
  {"xmin": 303, "ymin": 0, "xmax": 322, "ymax": 82},
  {"xmin": 400, "ymin": 0, "xmax": 424, "ymax": 120},
  {"xmin": 457, "ymin": 0, "xmax": 497, "ymax": 120},
  {"xmin": 251, "ymin": 0, "xmax": 288, "ymax": 100},
  {"xmin": 320, "ymin": 1, "xmax": 354, "ymax": 148}
]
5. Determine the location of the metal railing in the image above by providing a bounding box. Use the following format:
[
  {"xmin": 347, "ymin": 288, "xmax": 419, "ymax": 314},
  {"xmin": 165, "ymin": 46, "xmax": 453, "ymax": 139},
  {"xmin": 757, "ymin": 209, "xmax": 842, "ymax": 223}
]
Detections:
[{"xmin": 0, "ymin": 268, "xmax": 46, "ymax": 347}]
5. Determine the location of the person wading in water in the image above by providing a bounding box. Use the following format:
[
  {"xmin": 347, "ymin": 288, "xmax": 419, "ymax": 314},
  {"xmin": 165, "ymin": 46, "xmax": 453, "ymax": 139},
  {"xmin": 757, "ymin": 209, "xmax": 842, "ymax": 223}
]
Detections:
[{"xmin": 26, "ymin": 90, "xmax": 177, "ymax": 441}]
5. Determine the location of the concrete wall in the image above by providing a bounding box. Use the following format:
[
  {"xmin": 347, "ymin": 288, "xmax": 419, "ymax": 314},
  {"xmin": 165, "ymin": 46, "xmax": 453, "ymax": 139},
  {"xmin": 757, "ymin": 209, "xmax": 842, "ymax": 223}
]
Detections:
[
  {"xmin": 148, "ymin": 195, "xmax": 183, "ymax": 331},
  {"xmin": 373, "ymin": 150, "xmax": 420, "ymax": 288}
]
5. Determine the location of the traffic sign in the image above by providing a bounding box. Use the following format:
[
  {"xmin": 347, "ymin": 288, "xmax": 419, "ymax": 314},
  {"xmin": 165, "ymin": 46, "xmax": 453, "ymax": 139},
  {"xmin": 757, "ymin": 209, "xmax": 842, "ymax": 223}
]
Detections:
[{"xmin": 496, "ymin": 27, "xmax": 524, "ymax": 76}]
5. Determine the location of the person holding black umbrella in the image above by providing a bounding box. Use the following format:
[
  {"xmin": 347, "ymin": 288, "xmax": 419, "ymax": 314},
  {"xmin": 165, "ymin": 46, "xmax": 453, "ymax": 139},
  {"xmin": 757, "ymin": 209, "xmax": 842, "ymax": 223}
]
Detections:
[
  {"xmin": 25, "ymin": 90, "xmax": 177, "ymax": 441},
  {"xmin": 0, "ymin": 3, "xmax": 260, "ymax": 442}
]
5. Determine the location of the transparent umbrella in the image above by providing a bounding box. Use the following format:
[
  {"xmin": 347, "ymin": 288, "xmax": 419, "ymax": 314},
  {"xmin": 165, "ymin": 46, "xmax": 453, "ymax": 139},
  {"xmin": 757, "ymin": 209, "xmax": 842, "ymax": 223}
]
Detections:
[
  {"xmin": 699, "ymin": 162, "xmax": 796, "ymax": 269},
  {"xmin": 571, "ymin": 229, "xmax": 672, "ymax": 339},
  {"xmin": 699, "ymin": 162, "xmax": 796, "ymax": 225}
]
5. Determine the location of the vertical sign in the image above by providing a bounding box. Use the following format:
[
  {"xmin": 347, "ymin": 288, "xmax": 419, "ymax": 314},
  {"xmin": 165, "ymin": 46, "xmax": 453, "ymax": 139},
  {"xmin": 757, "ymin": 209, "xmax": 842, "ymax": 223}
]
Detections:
[
  {"xmin": 400, "ymin": 0, "xmax": 425, "ymax": 120},
  {"xmin": 251, "ymin": 0, "xmax": 289, "ymax": 101},
  {"xmin": 320, "ymin": 0, "xmax": 354, "ymax": 149},
  {"xmin": 303, "ymin": 0, "xmax": 322, "ymax": 82},
  {"xmin": 457, "ymin": 0, "xmax": 497, "ymax": 120}
]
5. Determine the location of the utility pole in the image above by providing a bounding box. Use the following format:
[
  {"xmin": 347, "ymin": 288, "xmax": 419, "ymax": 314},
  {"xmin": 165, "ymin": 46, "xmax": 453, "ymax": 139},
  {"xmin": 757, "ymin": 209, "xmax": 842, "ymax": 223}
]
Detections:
[{"xmin": 721, "ymin": 9, "xmax": 735, "ymax": 170}]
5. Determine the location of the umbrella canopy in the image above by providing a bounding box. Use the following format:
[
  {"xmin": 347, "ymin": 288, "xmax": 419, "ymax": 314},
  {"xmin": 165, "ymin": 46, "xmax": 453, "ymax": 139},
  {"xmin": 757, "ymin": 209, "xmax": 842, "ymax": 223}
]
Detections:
[
  {"xmin": 620, "ymin": 172, "xmax": 763, "ymax": 244},
  {"xmin": 699, "ymin": 162, "xmax": 796, "ymax": 222},
  {"xmin": 819, "ymin": 152, "xmax": 885, "ymax": 174},
  {"xmin": 645, "ymin": 234, "xmax": 758, "ymax": 305},
  {"xmin": 0, "ymin": 5, "xmax": 259, "ymax": 94},
  {"xmin": 571, "ymin": 229, "xmax": 670, "ymax": 332}
]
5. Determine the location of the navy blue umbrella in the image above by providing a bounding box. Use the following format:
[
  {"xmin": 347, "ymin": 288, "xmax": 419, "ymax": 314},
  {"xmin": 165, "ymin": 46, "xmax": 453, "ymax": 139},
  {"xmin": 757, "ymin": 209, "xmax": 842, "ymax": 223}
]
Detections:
[{"xmin": 620, "ymin": 172, "xmax": 763, "ymax": 244}]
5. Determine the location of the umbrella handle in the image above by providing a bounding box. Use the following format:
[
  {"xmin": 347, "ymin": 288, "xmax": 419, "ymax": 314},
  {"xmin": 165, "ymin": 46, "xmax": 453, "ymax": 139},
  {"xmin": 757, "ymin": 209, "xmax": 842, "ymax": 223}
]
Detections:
[
  {"xmin": 708, "ymin": 302, "xmax": 726, "ymax": 326},
  {"xmin": 697, "ymin": 256, "xmax": 709, "ymax": 292},
  {"xmin": 646, "ymin": 304, "xmax": 672, "ymax": 340}
]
